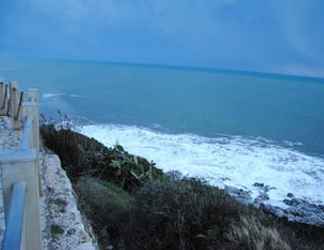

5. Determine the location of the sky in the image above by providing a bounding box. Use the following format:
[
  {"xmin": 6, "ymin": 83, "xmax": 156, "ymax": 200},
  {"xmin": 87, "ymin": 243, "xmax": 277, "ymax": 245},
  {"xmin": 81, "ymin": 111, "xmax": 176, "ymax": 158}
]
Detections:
[{"xmin": 0, "ymin": 0, "xmax": 324, "ymax": 77}]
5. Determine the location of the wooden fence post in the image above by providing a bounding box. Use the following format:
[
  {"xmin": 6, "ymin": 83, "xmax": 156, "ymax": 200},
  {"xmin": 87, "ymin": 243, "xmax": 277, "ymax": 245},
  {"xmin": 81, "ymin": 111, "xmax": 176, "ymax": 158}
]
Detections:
[
  {"xmin": 0, "ymin": 82, "xmax": 4, "ymax": 111},
  {"xmin": 0, "ymin": 84, "xmax": 8, "ymax": 116},
  {"xmin": 10, "ymin": 84, "xmax": 18, "ymax": 118},
  {"xmin": 23, "ymin": 89, "xmax": 40, "ymax": 150},
  {"xmin": 13, "ymin": 90, "xmax": 24, "ymax": 130}
]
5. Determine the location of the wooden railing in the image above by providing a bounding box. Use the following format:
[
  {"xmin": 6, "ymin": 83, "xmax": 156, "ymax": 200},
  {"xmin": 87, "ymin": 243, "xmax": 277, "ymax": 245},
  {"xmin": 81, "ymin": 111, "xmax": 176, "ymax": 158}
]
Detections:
[
  {"xmin": 0, "ymin": 82, "xmax": 41, "ymax": 250},
  {"xmin": 0, "ymin": 82, "xmax": 24, "ymax": 129}
]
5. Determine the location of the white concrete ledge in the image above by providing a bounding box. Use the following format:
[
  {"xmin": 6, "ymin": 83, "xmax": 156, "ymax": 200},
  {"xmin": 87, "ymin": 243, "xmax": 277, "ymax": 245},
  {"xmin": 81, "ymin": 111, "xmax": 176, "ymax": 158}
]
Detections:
[
  {"xmin": 20, "ymin": 118, "xmax": 33, "ymax": 150},
  {"xmin": 0, "ymin": 149, "xmax": 37, "ymax": 163}
]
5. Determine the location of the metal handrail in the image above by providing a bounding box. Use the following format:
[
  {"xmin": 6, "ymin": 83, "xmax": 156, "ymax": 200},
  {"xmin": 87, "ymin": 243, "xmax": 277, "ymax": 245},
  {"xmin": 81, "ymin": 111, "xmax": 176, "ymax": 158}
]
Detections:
[
  {"xmin": 20, "ymin": 118, "xmax": 33, "ymax": 150},
  {"xmin": 1, "ymin": 182, "xmax": 26, "ymax": 250}
]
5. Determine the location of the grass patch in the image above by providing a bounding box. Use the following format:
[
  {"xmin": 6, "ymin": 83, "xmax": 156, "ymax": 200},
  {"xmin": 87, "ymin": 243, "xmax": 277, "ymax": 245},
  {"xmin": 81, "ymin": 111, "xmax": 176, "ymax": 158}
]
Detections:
[{"xmin": 51, "ymin": 224, "xmax": 64, "ymax": 238}]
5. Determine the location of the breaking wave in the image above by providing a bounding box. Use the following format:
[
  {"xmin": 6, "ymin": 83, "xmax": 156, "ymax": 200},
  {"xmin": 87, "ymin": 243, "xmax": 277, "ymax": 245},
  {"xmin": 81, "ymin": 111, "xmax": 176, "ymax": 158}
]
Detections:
[
  {"xmin": 42, "ymin": 92, "xmax": 84, "ymax": 99},
  {"xmin": 79, "ymin": 123, "xmax": 324, "ymax": 209}
]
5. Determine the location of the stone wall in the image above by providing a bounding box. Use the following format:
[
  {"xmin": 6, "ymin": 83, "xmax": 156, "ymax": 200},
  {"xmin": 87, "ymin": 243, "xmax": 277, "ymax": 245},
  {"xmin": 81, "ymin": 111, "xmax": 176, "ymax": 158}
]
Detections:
[{"xmin": 40, "ymin": 152, "xmax": 98, "ymax": 250}]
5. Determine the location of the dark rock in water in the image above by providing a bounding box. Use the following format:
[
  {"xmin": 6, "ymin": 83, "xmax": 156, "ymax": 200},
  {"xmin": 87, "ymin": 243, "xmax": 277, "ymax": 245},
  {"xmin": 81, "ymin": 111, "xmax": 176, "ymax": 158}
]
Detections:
[
  {"xmin": 253, "ymin": 182, "xmax": 264, "ymax": 188},
  {"xmin": 220, "ymin": 176, "xmax": 231, "ymax": 182},
  {"xmin": 319, "ymin": 204, "xmax": 324, "ymax": 212},
  {"xmin": 253, "ymin": 182, "xmax": 276, "ymax": 193},
  {"xmin": 283, "ymin": 198, "xmax": 300, "ymax": 207},
  {"xmin": 260, "ymin": 203, "xmax": 288, "ymax": 218},
  {"xmin": 264, "ymin": 184, "xmax": 276, "ymax": 192},
  {"xmin": 253, "ymin": 182, "xmax": 276, "ymax": 192},
  {"xmin": 280, "ymin": 198, "xmax": 324, "ymax": 227},
  {"xmin": 226, "ymin": 182, "xmax": 324, "ymax": 228},
  {"xmin": 224, "ymin": 185, "xmax": 252, "ymax": 205},
  {"xmin": 254, "ymin": 192, "xmax": 270, "ymax": 205}
]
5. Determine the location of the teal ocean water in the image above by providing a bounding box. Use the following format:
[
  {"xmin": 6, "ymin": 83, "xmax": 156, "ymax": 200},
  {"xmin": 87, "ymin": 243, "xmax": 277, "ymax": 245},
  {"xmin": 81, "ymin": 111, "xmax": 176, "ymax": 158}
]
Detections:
[
  {"xmin": 1, "ymin": 58, "xmax": 324, "ymax": 155},
  {"xmin": 1, "ymin": 57, "xmax": 324, "ymax": 210}
]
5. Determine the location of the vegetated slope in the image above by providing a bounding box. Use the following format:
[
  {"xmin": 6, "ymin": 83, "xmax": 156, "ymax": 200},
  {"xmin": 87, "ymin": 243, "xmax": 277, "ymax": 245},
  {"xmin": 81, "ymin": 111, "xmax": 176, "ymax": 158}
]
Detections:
[{"xmin": 41, "ymin": 125, "xmax": 324, "ymax": 250}]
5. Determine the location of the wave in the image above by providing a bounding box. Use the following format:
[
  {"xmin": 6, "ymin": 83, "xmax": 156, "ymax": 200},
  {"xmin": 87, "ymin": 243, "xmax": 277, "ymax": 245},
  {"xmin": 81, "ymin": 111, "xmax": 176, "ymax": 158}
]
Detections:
[
  {"xmin": 79, "ymin": 124, "xmax": 324, "ymax": 209},
  {"xmin": 42, "ymin": 92, "xmax": 84, "ymax": 99},
  {"xmin": 42, "ymin": 93, "xmax": 65, "ymax": 99}
]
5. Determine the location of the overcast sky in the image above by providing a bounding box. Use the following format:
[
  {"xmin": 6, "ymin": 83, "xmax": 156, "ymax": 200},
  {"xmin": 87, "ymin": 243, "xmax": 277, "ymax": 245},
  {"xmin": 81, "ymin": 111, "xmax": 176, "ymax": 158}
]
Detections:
[{"xmin": 0, "ymin": 0, "xmax": 324, "ymax": 77}]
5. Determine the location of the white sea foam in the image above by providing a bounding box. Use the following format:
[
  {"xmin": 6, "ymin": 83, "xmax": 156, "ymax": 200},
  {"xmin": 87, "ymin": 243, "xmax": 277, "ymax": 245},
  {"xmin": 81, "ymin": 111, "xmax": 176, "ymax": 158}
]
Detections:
[
  {"xmin": 42, "ymin": 93, "xmax": 83, "ymax": 99},
  {"xmin": 79, "ymin": 124, "xmax": 324, "ymax": 208},
  {"xmin": 43, "ymin": 93, "xmax": 65, "ymax": 99},
  {"xmin": 69, "ymin": 94, "xmax": 84, "ymax": 98},
  {"xmin": 43, "ymin": 93, "xmax": 84, "ymax": 99}
]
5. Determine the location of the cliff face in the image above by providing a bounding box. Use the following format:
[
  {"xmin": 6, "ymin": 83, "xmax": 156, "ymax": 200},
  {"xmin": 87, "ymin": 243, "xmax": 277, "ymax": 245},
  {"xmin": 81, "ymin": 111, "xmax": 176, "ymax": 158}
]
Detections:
[
  {"xmin": 39, "ymin": 152, "xmax": 98, "ymax": 250},
  {"xmin": 40, "ymin": 125, "xmax": 324, "ymax": 250}
]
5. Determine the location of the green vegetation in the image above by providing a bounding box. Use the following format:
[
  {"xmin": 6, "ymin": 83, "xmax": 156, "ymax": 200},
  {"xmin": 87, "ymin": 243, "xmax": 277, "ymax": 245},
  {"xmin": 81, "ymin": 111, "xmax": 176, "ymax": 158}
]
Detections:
[
  {"xmin": 123, "ymin": 178, "xmax": 292, "ymax": 250},
  {"xmin": 51, "ymin": 224, "xmax": 64, "ymax": 238},
  {"xmin": 41, "ymin": 125, "xmax": 324, "ymax": 250}
]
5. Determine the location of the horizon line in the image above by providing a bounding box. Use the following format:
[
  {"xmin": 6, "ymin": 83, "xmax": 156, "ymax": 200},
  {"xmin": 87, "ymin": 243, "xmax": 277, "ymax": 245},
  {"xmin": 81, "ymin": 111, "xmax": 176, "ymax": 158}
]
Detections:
[{"xmin": 2, "ymin": 54, "xmax": 324, "ymax": 83}]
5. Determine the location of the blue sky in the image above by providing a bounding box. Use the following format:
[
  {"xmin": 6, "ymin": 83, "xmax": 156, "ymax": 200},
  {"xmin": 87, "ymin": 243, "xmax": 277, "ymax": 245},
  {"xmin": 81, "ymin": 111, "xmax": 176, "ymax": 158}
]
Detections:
[{"xmin": 0, "ymin": 0, "xmax": 324, "ymax": 77}]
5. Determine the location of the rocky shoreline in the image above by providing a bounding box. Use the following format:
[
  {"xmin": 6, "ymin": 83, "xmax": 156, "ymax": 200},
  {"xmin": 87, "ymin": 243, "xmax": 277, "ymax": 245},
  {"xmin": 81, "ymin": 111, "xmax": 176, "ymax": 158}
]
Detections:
[
  {"xmin": 40, "ymin": 124, "xmax": 324, "ymax": 250},
  {"xmin": 225, "ymin": 183, "xmax": 324, "ymax": 228}
]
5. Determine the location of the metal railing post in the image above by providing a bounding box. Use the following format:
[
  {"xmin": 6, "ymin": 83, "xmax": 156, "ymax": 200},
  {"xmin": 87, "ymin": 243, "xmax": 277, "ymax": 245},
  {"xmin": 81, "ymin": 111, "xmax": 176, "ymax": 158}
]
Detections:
[
  {"xmin": 1, "ymin": 182, "xmax": 26, "ymax": 250},
  {"xmin": 1, "ymin": 152, "xmax": 41, "ymax": 250}
]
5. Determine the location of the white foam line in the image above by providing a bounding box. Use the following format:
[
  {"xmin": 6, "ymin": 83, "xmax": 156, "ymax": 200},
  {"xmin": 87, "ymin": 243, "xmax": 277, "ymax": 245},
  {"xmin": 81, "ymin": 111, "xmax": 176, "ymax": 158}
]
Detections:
[
  {"xmin": 79, "ymin": 124, "xmax": 324, "ymax": 208},
  {"xmin": 42, "ymin": 93, "xmax": 65, "ymax": 99},
  {"xmin": 43, "ymin": 93, "xmax": 84, "ymax": 99}
]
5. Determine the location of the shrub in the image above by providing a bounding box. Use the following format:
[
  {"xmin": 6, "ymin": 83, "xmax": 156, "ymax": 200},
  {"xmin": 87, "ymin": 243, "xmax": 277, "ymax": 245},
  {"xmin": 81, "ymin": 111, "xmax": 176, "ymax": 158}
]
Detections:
[
  {"xmin": 40, "ymin": 125, "xmax": 164, "ymax": 191},
  {"xmin": 124, "ymin": 178, "xmax": 237, "ymax": 250},
  {"xmin": 76, "ymin": 177, "xmax": 132, "ymax": 247},
  {"xmin": 122, "ymin": 178, "xmax": 291, "ymax": 250}
]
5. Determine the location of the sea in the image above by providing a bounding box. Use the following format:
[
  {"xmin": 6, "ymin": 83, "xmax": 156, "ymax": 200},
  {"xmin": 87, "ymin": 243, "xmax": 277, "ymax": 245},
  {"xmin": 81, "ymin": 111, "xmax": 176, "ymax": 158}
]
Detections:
[{"xmin": 1, "ymin": 57, "xmax": 324, "ymax": 210}]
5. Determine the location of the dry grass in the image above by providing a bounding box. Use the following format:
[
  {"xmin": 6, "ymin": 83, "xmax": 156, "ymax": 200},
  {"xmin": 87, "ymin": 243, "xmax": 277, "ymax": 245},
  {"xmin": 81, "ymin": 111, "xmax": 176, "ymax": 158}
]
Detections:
[
  {"xmin": 227, "ymin": 215, "xmax": 291, "ymax": 250},
  {"xmin": 122, "ymin": 178, "xmax": 291, "ymax": 250}
]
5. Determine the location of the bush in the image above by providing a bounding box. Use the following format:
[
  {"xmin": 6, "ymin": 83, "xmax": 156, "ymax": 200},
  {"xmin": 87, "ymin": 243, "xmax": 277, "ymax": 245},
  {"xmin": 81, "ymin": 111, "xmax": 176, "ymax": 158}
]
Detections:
[
  {"xmin": 125, "ymin": 178, "xmax": 235, "ymax": 250},
  {"xmin": 121, "ymin": 177, "xmax": 291, "ymax": 250},
  {"xmin": 76, "ymin": 177, "xmax": 132, "ymax": 247},
  {"xmin": 76, "ymin": 176, "xmax": 292, "ymax": 250},
  {"xmin": 41, "ymin": 125, "xmax": 164, "ymax": 191}
]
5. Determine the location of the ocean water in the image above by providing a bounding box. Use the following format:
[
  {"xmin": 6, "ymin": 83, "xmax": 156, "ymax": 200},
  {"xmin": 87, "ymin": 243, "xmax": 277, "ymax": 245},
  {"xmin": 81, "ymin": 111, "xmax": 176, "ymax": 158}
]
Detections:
[{"xmin": 1, "ymin": 57, "xmax": 324, "ymax": 209}]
